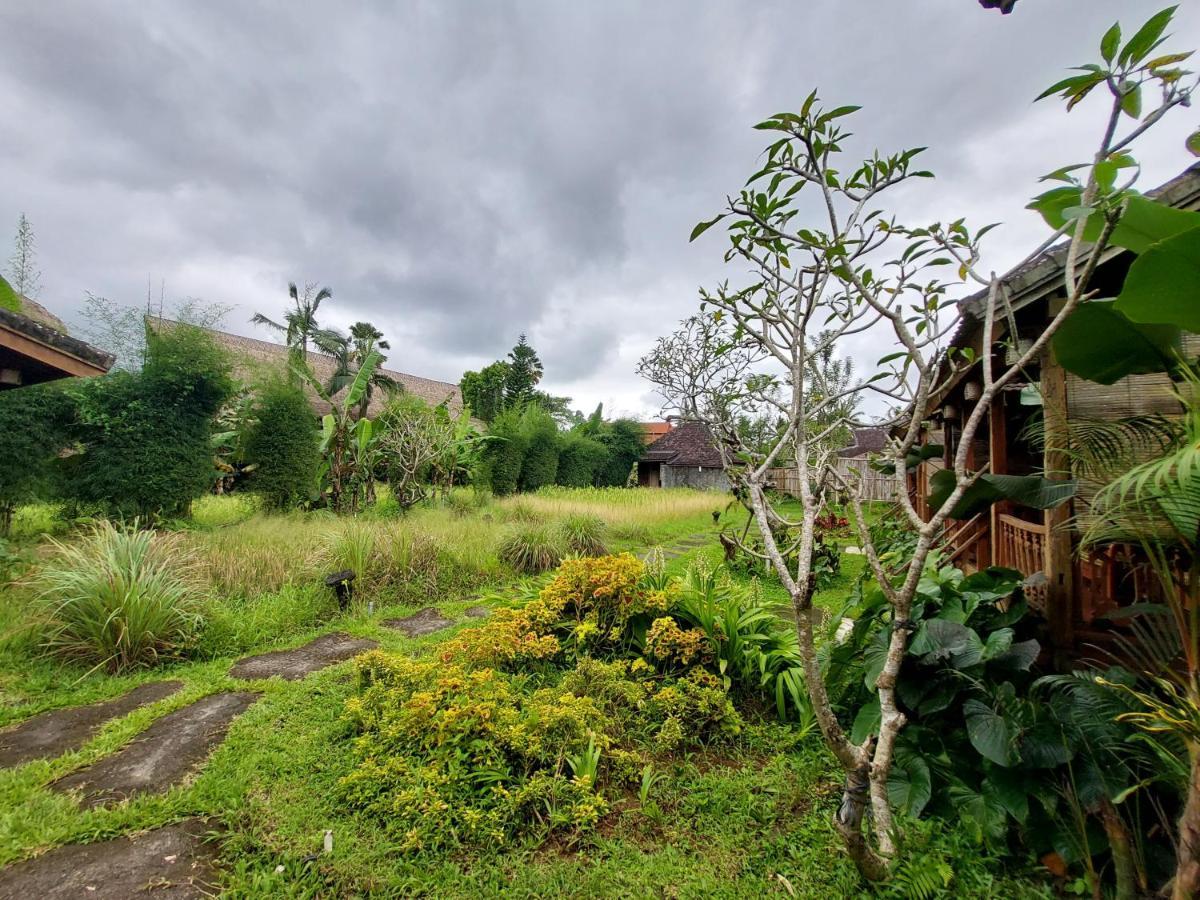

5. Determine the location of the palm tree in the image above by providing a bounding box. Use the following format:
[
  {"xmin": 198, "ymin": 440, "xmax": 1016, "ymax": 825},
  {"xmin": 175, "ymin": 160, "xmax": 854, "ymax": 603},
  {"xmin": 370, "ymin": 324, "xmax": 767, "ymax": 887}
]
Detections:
[
  {"xmin": 310, "ymin": 321, "xmax": 399, "ymax": 417},
  {"xmin": 251, "ymin": 282, "xmax": 332, "ymax": 359}
]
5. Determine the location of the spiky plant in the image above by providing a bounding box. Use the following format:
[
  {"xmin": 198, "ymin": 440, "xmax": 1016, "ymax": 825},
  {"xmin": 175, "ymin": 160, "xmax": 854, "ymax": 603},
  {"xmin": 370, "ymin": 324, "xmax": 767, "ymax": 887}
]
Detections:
[
  {"xmin": 558, "ymin": 514, "xmax": 608, "ymax": 557},
  {"xmin": 34, "ymin": 521, "xmax": 201, "ymax": 673},
  {"xmin": 497, "ymin": 524, "xmax": 565, "ymax": 574}
]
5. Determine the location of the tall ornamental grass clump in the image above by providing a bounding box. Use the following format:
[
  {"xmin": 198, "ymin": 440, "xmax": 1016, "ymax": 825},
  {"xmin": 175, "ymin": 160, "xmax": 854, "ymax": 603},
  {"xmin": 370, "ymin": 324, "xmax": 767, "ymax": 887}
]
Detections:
[
  {"xmin": 497, "ymin": 523, "xmax": 565, "ymax": 574},
  {"xmin": 34, "ymin": 522, "xmax": 202, "ymax": 673}
]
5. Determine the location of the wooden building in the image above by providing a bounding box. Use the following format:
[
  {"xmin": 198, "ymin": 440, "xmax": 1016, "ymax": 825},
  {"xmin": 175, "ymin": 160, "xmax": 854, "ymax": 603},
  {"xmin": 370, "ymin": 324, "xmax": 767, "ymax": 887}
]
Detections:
[
  {"xmin": 638, "ymin": 421, "xmax": 730, "ymax": 491},
  {"xmin": 912, "ymin": 162, "xmax": 1200, "ymax": 652},
  {"xmin": 0, "ymin": 300, "xmax": 113, "ymax": 390}
]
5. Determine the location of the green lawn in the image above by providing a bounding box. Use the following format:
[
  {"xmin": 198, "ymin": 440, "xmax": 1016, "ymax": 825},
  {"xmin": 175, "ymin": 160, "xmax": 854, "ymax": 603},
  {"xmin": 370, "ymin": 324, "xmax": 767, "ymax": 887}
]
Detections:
[{"xmin": 0, "ymin": 488, "xmax": 1050, "ymax": 898}]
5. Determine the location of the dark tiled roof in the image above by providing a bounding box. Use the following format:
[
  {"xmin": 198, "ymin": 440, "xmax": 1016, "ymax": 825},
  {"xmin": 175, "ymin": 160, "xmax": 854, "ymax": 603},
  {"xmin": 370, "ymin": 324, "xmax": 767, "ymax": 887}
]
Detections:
[
  {"xmin": 838, "ymin": 427, "xmax": 888, "ymax": 457},
  {"xmin": 147, "ymin": 317, "xmax": 464, "ymax": 417},
  {"xmin": 640, "ymin": 420, "xmax": 724, "ymax": 467}
]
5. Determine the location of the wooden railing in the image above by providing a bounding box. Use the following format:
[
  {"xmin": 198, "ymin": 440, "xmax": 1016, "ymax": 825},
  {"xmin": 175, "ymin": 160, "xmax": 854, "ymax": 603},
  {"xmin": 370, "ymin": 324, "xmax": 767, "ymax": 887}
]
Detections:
[{"xmin": 995, "ymin": 513, "xmax": 1048, "ymax": 610}]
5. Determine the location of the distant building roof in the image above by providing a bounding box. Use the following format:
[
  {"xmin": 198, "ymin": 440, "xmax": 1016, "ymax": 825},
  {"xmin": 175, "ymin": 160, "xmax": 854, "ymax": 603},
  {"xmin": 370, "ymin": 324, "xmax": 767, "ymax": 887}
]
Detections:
[
  {"xmin": 0, "ymin": 304, "xmax": 114, "ymax": 388},
  {"xmin": 639, "ymin": 421, "xmax": 673, "ymax": 445},
  {"xmin": 147, "ymin": 317, "xmax": 465, "ymax": 418},
  {"xmin": 837, "ymin": 427, "xmax": 888, "ymax": 458},
  {"xmin": 640, "ymin": 420, "xmax": 724, "ymax": 467}
]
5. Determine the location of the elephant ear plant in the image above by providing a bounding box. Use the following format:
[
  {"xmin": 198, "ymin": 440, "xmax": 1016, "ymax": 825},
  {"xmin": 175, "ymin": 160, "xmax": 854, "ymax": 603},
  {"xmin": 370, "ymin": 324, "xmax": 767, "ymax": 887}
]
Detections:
[{"xmin": 639, "ymin": 7, "xmax": 1196, "ymax": 883}]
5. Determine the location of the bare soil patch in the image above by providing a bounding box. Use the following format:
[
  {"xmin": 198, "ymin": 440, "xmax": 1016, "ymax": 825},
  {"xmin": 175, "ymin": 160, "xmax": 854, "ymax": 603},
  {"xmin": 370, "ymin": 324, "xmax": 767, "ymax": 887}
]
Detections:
[
  {"xmin": 383, "ymin": 607, "xmax": 455, "ymax": 637},
  {"xmin": 52, "ymin": 692, "xmax": 259, "ymax": 808},
  {"xmin": 0, "ymin": 818, "xmax": 219, "ymax": 899},
  {"xmin": 0, "ymin": 681, "xmax": 183, "ymax": 769},
  {"xmin": 229, "ymin": 632, "xmax": 377, "ymax": 681}
]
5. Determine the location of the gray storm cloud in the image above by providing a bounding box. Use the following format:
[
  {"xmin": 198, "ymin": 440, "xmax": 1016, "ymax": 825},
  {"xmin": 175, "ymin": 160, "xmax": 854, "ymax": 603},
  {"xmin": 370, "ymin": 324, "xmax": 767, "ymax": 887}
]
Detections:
[{"xmin": 1, "ymin": 0, "xmax": 1195, "ymax": 415}]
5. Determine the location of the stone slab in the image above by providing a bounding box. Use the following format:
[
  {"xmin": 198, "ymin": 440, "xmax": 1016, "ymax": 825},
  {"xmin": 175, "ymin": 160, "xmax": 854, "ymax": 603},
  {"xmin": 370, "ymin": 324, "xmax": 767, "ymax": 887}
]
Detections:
[
  {"xmin": 52, "ymin": 692, "xmax": 258, "ymax": 808},
  {"xmin": 0, "ymin": 681, "xmax": 183, "ymax": 769},
  {"xmin": 0, "ymin": 819, "xmax": 219, "ymax": 899},
  {"xmin": 464, "ymin": 605, "xmax": 491, "ymax": 619},
  {"xmin": 383, "ymin": 607, "xmax": 455, "ymax": 637},
  {"xmin": 229, "ymin": 632, "xmax": 377, "ymax": 681}
]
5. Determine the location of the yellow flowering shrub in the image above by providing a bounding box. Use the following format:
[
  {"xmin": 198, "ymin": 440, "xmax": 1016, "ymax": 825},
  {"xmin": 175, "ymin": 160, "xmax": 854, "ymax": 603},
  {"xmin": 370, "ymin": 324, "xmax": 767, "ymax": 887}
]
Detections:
[{"xmin": 644, "ymin": 616, "xmax": 708, "ymax": 668}]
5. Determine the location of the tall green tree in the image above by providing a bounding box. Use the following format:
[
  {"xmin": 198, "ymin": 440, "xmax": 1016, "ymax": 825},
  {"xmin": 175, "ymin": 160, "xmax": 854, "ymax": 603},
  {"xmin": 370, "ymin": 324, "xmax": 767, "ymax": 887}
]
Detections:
[
  {"xmin": 311, "ymin": 322, "xmax": 398, "ymax": 417},
  {"xmin": 460, "ymin": 360, "xmax": 510, "ymax": 423},
  {"xmin": 504, "ymin": 334, "xmax": 543, "ymax": 407},
  {"xmin": 251, "ymin": 281, "xmax": 332, "ymax": 359},
  {"xmin": 0, "ymin": 382, "xmax": 74, "ymax": 534},
  {"xmin": 7, "ymin": 213, "xmax": 41, "ymax": 300}
]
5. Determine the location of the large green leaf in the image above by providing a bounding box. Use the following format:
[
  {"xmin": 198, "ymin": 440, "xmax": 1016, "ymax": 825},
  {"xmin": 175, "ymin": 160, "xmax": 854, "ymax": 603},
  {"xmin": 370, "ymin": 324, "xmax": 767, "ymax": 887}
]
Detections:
[
  {"xmin": 964, "ymin": 698, "xmax": 1017, "ymax": 767},
  {"xmin": 1027, "ymin": 191, "xmax": 1200, "ymax": 255},
  {"xmin": 985, "ymin": 768, "xmax": 1030, "ymax": 824},
  {"xmin": 1115, "ymin": 225, "xmax": 1200, "ymax": 331},
  {"xmin": 888, "ymin": 747, "xmax": 932, "ymax": 817},
  {"xmin": 1053, "ymin": 300, "xmax": 1181, "ymax": 384},
  {"xmin": 344, "ymin": 349, "xmax": 383, "ymax": 410},
  {"xmin": 850, "ymin": 696, "xmax": 881, "ymax": 744},
  {"xmin": 927, "ymin": 469, "xmax": 1076, "ymax": 519}
]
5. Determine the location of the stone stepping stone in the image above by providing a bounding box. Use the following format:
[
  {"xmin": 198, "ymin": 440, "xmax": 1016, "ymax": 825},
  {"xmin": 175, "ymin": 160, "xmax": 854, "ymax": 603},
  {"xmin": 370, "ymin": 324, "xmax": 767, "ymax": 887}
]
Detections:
[
  {"xmin": 52, "ymin": 692, "xmax": 259, "ymax": 809},
  {"xmin": 229, "ymin": 632, "xmax": 378, "ymax": 681},
  {"xmin": 0, "ymin": 818, "xmax": 219, "ymax": 899},
  {"xmin": 464, "ymin": 605, "xmax": 491, "ymax": 619},
  {"xmin": 383, "ymin": 607, "xmax": 455, "ymax": 637},
  {"xmin": 0, "ymin": 681, "xmax": 183, "ymax": 769}
]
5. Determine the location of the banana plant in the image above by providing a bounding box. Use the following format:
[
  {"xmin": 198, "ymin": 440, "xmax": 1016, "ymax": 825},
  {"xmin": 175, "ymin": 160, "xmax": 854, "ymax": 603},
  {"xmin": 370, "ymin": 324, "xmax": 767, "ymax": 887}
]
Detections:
[{"xmin": 297, "ymin": 349, "xmax": 382, "ymax": 512}]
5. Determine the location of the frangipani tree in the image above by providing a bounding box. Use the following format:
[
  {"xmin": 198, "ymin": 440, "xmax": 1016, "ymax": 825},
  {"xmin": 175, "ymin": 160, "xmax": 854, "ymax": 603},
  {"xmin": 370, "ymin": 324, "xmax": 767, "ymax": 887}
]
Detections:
[{"xmin": 641, "ymin": 7, "xmax": 1195, "ymax": 883}]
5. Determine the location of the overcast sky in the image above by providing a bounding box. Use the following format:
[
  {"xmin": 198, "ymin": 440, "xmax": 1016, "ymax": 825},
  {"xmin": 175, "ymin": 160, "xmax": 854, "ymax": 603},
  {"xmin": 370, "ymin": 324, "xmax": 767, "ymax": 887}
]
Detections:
[{"xmin": 1, "ymin": 1, "xmax": 1197, "ymax": 419}]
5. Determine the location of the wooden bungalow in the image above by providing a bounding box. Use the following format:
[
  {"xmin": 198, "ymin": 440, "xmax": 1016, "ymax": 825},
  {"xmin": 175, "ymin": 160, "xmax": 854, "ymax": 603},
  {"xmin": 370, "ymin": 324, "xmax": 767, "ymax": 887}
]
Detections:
[
  {"xmin": 910, "ymin": 162, "xmax": 1200, "ymax": 653},
  {"xmin": 638, "ymin": 421, "xmax": 730, "ymax": 491},
  {"xmin": 0, "ymin": 299, "xmax": 113, "ymax": 390}
]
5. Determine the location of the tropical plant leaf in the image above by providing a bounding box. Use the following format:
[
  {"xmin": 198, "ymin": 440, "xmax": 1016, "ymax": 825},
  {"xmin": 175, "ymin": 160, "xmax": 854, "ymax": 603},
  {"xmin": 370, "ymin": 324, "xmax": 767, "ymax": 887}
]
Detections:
[
  {"xmin": 888, "ymin": 747, "xmax": 932, "ymax": 817},
  {"xmin": 1053, "ymin": 300, "xmax": 1181, "ymax": 384},
  {"xmin": 927, "ymin": 469, "xmax": 1075, "ymax": 519},
  {"xmin": 964, "ymin": 698, "xmax": 1017, "ymax": 766},
  {"xmin": 344, "ymin": 349, "xmax": 383, "ymax": 410},
  {"xmin": 851, "ymin": 696, "xmax": 881, "ymax": 743},
  {"xmin": 1115, "ymin": 225, "xmax": 1200, "ymax": 331}
]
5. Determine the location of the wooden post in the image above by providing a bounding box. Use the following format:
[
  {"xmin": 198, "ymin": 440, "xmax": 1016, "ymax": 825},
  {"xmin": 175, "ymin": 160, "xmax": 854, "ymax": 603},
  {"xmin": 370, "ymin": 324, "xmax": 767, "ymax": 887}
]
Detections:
[
  {"xmin": 1041, "ymin": 318, "xmax": 1075, "ymax": 652},
  {"xmin": 987, "ymin": 383, "xmax": 1008, "ymax": 570}
]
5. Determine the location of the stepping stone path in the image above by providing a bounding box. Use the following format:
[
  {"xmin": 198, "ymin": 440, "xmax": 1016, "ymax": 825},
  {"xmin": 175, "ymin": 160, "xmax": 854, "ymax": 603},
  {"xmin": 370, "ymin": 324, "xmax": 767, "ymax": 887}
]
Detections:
[
  {"xmin": 0, "ymin": 818, "xmax": 219, "ymax": 900},
  {"xmin": 229, "ymin": 632, "xmax": 378, "ymax": 681},
  {"xmin": 52, "ymin": 692, "xmax": 259, "ymax": 809},
  {"xmin": 0, "ymin": 681, "xmax": 182, "ymax": 769},
  {"xmin": 464, "ymin": 605, "xmax": 491, "ymax": 619},
  {"xmin": 644, "ymin": 532, "xmax": 713, "ymax": 562},
  {"xmin": 384, "ymin": 607, "xmax": 455, "ymax": 637}
]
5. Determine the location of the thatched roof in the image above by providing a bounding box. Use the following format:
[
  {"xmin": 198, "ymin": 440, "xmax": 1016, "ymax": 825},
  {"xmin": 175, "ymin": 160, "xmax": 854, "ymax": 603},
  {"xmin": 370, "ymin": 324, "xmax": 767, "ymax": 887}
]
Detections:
[{"xmin": 147, "ymin": 317, "xmax": 465, "ymax": 418}]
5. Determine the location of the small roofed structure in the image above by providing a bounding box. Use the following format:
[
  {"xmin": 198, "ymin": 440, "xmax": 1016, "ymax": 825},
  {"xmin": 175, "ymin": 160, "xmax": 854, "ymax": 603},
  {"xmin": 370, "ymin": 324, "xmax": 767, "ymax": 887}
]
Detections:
[
  {"xmin": 637, "ymin": 420, "xmax": 729, "ymax": 491},
  {"xmin": 146, "ymin": 317, "xmax": 466, "ymax": 418},
  {"xmin": 0, "ymin": 302, "xmax": 114, "ymax": 390}
]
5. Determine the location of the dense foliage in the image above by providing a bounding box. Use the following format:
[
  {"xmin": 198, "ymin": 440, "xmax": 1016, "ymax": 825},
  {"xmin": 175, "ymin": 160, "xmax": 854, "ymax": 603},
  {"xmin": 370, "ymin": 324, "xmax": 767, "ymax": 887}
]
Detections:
[
  {"xmin": 0, "ymin": 381, "xmax": 74, "ymax": 534},
  {"xmin": 518, "ymin": 406, "xmax": 559, "ymax": 491},
  {"xmin": 342, "ymin": 555, "xmax": 809, "ymax": 850},
  {"xmin": 67, "ymin": 324, "xmax": 234, "ymax": 519},
  {"xmin": 243, "ymin": 376, "xmax": 320, "ymax": 510}
]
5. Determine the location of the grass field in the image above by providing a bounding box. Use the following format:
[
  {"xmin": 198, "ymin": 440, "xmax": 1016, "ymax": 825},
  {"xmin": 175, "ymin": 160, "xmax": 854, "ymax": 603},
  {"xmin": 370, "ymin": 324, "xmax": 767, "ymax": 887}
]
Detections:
[{"xmin": 0, "ymin": 488, "xmax": 1051, "ymax": 898}]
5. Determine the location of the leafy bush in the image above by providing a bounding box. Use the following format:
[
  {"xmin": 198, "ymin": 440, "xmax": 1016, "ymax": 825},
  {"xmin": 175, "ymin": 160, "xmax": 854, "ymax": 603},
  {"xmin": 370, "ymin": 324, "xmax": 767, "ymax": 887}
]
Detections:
[
  {"xmin": 518, "ymin": 406, "xmax": 560, "ymax": 492},
  {"xmin": 556, "ymin": 434, "xmax": 609, "ymax": 487},
  {"xmin": 244, "ymin": 376, "xmax": 319, "ymax": 509},
  {"xmin": 342, "ymin": 554, "xmax": 748, "ymax": 851},
  {"xmin": 0, "ymin": 381, "xmax": 75, "ymax": 535},
  {"xmin": 67, "ymin": 324, "xmax": 234, "ymax": 519},
  {"xmin": 496, "ymin": 523, "xmax": 565, "ymax": 574},
  {"xmin": 482, "ymin": 406, "xmax": 528, "ymax": 496},
  {"xmin": 33, "ymin": 521, "xmax": 202, "ymax": 673},
  {"xmin": 593, "ymin": 418, "xmax": 644, "ymax": 487},
  {"xmin": 558, "ymin": 514, "xmax": 607, "ymax": 556}
]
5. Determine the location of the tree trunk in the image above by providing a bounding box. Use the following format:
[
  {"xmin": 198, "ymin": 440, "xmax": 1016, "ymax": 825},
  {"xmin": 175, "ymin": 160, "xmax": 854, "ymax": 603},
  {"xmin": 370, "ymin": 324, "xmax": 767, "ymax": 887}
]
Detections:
[
  {"xmin": 1098, "ymin": 799, "xmax": 1137, "ymax": 900},
  {"xmin": 1172, "ymin": 743, "xmax": 1200, "ymax": 900}
]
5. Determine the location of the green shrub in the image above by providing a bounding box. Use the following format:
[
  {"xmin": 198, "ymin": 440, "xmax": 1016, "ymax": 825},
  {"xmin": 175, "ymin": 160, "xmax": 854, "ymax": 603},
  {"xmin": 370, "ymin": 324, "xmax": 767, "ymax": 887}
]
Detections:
[
  {"xmin": 244, "ymin": 376, "xmax": 319, "ymax": 509},
  {"xmin": 594, "ymin": 419, "xmax": 644, "ymax": 487},
  {"xmin": 0, "ymin": 382, "xmax": 75, "ymax": 535},
  {"xmin": 67, "ymin": 324, "xmax": 234, "ymax": 519},
  {"xmin": 555, "ymin": 433, "xmax": 609, "ymax": 487},
  {"xmin": 497, "ymin": 523, "xmax": 565, "ymax": 574},
  {"xmin": 33, "ymin": 521, "xmax": 202, "ymax": 673},
  {"xmin": 558, "ymin": 514, "xmax": 608, "ymax": 556},
  {"xmin": 518, "ymin": 406, "xmax": 560, "ymax": 492},
  {"xmin": 482, "ymin": 406, "xmax": 528, "ymax": 496}
]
